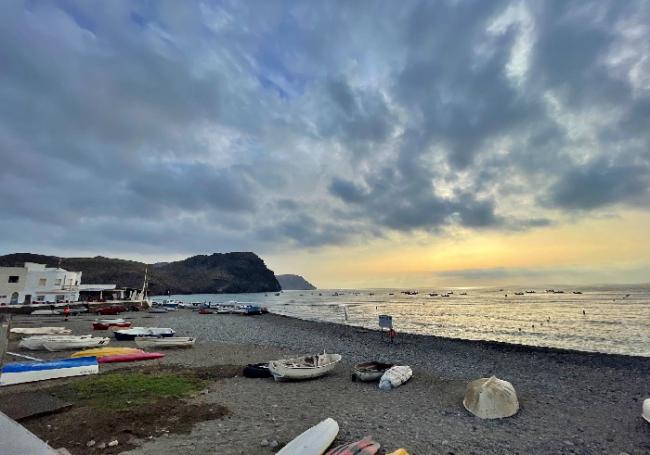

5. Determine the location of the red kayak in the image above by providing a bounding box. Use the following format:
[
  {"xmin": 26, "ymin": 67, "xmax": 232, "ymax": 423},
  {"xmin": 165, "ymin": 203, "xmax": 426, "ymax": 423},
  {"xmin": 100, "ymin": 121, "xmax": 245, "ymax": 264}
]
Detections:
[
  {"xmin": 93, "ymin": 322, "xmax": 132, "ymax": 330},
  {"xmin": 97, "ymin": 352, "xmax": 165, "ymax": 363},
  {"xmin": 326, "ymin": 438, "xmax": 380, "ymax": 455}
]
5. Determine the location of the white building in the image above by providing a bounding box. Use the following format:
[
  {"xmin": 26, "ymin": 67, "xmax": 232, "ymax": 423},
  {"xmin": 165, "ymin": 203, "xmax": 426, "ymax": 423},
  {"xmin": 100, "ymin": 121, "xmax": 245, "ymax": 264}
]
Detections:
[{"xmin": 0, "ymin": 262, "xmax": 82, "ymax": 305}]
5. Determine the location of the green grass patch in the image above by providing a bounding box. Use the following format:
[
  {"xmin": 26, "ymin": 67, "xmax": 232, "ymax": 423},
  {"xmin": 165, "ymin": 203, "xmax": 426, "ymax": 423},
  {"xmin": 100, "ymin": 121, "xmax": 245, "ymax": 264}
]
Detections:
[{"xmin": 65, "ymin": 371, "xmax": 205, "ymax": 410}]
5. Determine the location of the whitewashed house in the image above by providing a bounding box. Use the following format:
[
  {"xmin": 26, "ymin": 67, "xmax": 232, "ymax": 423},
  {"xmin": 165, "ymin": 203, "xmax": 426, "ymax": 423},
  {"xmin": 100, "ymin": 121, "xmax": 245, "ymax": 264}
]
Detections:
[{"xmin": 0, "ymin": 262, "xmax": 82, "ymax": 305}]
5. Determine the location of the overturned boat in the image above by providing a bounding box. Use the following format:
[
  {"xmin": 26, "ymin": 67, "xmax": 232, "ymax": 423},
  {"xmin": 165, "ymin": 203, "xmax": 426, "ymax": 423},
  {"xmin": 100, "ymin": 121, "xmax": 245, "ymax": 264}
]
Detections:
[
  {"xmin": 0, "ymin": 357, "xmax": 98, "ymax": 386},
  {"xmin": 10, "ymin": 327, "xmax": 71, "ymax": 336},
  {"xmin": 43, "ymin": 337, "xmax": 110, "ymax": 352},
  {"xmin": 70, "ymin": 347, "xmax": 143, "ymax": 358},
  {"xmin": 113, "ymin": 327, "xmax": 175, "ymax": 341},
  {"xmin": 269, "ymin": 353, "xmax": 342, "ymax": 381},
  {"xmin": 19, "ymin": 335, "xmax": 93, "ymax": 351},
  {"xmin": 352, "ymin": 361, "xmax": 394, "ymax": 382},
  {"xmin": 135, "ymin": 336, "xmax": 195, "ymax": 349}
]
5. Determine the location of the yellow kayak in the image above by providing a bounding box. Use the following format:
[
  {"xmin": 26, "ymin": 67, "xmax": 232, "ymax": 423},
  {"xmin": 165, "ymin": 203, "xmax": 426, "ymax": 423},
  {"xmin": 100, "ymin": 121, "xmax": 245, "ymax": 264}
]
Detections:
[
  {"xmin": 387, "ymin": 450, "xmax": 409, "ymax": 455},
  {"xmin": 70, "ymin": 347, "xmax": 143, "ymax": 358}
]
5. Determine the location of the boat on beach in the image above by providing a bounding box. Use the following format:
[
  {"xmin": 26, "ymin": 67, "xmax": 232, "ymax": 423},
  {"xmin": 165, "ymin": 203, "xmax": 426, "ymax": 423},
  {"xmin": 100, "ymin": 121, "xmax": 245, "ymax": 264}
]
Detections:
[
  {"xmin": 379, "ymin": 365, "xmax": 412, "ymax": 390},
  {"xmin": 97, "ymin": 352, "xmax": 165, "ymax": 363},
  {"xmin": 92, "ymin": 319, "xmax": 132, "ymax": 330},
  {"xmin": 70, "ymin": 347, "xmax": 143, "ymax": 358},
  {"xmin": 352, "ymin": 361, "xmax": 394, "ymax": 382},
  {"xmin": 113, "ymin": 327, "xmax": 175, "ymax": 341},
  {"xmin": 269, "ymin": 353, "xmax": 342, "ymax": 381},
  {"xmin": 0, "ymin": 357, "xmax": 99, "ymax": 386},
  {"xmin": 11, "ymin": 327, "xmax": 72, "ymax": 336},
  {"xmin": 43, "ymin": 337, "xmax": 110, "ymax": 351},
  {"xmin": 19, "ymin": 335, "xmax": 93, "ymax": 351},
  {"xmin": 134, "ymin": 337, "xmax": 195, "ymax": 349}
]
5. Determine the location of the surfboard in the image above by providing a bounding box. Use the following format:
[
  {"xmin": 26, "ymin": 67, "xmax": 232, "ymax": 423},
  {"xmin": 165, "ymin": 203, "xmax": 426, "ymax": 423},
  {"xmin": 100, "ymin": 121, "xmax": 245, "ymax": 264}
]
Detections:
[
  {"xmin": 276, "ymin": 418, "xmax": 339, "ymax": 455},
  {"xmin": 325, "ymin": 436, "xmax": 380, "ymax": 455}
]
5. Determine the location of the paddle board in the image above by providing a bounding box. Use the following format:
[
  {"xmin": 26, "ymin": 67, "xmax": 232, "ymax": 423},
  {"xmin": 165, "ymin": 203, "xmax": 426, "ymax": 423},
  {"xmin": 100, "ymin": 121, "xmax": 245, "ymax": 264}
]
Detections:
[{"xmin": 276, "ymin": 417, "xmax": 339, "ymax": 455}]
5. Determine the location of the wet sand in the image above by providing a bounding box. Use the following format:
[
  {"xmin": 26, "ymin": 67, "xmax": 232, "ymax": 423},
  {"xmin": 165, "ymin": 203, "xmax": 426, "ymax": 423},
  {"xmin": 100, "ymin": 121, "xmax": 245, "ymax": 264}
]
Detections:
[{"xmin": 3, "ymin": 311, "xmax": 650, "ymax": 454}]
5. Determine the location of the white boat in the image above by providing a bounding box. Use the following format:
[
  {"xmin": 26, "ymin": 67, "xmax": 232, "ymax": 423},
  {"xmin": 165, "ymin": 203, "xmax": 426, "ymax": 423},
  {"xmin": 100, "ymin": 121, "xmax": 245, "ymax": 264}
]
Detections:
[
  {"xmin": 10, "ymin": 327, "xmax": 71, "ymax": 336},
  {"xmin": 269, "ymin": 353, "xmax": 342, "ymax": 381},
  {"xmin": 0, "ymin": 357, "xmax": 99, "ymax": 386},
  {"xmin": 30, "ymin": 310, "xmax": 60, "ymax": 316},
  {"xmin": 134, "ymin": 337, "xmax": 195, "ymax": 349},
  {"xmin": 19, "ymin": 335, "xmax": 94, "ymax": 351},
  {"xmin": 42, "ymin": 337, "xmax": 110, "ymax": 352},
  {"xmin": 114, "ymin": 327, "xmax": 175, "ymax": 341},
  {"xmin": 379, "ymin": 365, "xmax": 412, "ymax": 390},
  {"xmin": 97, "ymin": 318, "xmax": 127, "ymax": 324},
  {"xmin": 276, "ymin": 418, "xmax": 339, "ymax": 455}
]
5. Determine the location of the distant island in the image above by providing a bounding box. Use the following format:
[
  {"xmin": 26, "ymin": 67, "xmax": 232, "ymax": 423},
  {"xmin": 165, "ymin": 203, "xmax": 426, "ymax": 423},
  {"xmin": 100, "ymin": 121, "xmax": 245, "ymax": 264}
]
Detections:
[
  {"xmin": 276, "ymin": 274, "xmax": 316, "ymax": 290},
  {"xmin": 0, "ymin": 252, "xmax": 281, "ymax": 294}
]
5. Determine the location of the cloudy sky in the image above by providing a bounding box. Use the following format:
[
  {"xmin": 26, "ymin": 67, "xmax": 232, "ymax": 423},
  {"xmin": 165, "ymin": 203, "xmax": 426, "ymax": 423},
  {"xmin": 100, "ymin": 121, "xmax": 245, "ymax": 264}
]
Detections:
[{"xmin": 1, "ymin": 0, "xmax": 649, "ymax": 287}]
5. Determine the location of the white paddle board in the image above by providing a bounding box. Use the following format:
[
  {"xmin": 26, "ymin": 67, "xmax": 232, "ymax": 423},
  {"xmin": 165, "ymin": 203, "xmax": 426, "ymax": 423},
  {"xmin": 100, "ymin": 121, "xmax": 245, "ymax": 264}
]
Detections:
[{"xmin": 276, "ymin": 417, "xmax": 339, "ymax": 455}]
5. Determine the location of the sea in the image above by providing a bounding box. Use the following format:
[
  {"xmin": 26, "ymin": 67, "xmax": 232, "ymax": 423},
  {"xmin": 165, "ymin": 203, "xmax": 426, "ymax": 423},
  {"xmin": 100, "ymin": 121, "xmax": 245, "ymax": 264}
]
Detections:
[{"xmin": 155, "ymin": 285, "xmax": 650, "ymax": 357}]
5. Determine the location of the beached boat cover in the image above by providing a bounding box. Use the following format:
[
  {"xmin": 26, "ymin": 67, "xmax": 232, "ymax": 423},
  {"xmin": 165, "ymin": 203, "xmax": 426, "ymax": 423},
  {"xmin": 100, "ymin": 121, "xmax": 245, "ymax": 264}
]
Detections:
[{"xmin": 0, "ymin": 357, "xmax": 98, "ymax": 386}]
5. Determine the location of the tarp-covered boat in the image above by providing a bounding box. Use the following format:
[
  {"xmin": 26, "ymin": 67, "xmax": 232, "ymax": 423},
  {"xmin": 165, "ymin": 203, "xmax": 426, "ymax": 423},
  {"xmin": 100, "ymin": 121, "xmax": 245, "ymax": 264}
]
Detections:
[
  {"xmin": 378, "ymin": 366, "xmax": 412, "ymax": 390},
  {"xmin": 269, "ymin": 353, "xmax": 342, "ymax": 381},
  {"xmin": 134, "ymin": 337, "xmax": 195, "ymax": 349},
  {"xmin": 113, "ymin": 327, "xmax": 175, "ymax": 341},
  {"xmin": 0, "ymin": 357, "xmax": 98, "ymax": 386}
]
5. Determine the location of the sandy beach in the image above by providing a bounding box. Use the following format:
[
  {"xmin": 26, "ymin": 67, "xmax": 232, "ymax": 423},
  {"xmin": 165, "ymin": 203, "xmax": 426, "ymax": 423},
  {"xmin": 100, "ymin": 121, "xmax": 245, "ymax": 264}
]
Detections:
[{"xmin": 2, "ymin": 310, "xmax": 650, "ymax": 454}]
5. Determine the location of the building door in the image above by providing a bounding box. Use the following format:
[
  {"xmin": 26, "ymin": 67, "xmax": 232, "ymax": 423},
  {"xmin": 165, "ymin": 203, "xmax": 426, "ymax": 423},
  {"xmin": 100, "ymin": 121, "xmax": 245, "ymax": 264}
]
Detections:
[
  {"xmin": 24, "ymin": 294, "xmax": 32, "ymax": 304},
  {"xmin": 10, "ymin": 292, "xmax": 19, "ymax": 304}
]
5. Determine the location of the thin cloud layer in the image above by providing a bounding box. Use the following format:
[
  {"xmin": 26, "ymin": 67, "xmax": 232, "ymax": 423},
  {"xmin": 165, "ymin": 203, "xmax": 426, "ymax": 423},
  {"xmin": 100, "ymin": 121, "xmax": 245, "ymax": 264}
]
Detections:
[{"xmin": 0, "ymin": 0, "xmax": 648, "ymax": 257}]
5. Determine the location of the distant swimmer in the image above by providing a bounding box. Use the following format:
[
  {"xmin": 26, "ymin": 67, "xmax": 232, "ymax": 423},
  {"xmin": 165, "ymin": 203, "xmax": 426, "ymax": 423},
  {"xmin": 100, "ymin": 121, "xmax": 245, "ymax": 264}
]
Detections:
[
  {"xmin": 547, "ymin": 317, "xmax": 551, "ymax": 322},
  {"xmin": 518, "ymin": 328, "xmax": 521, "ymax": 332},
  {"xmin": 505, "ymin": 294, "xmax": 508, "ymax": 298},
  {"xmin": 532, "ymin": 324, "xmax": 535, "ymax": 329},
  {"xmin": 583, "ymin": 309, "xmax": 586, "ymax": 316}
]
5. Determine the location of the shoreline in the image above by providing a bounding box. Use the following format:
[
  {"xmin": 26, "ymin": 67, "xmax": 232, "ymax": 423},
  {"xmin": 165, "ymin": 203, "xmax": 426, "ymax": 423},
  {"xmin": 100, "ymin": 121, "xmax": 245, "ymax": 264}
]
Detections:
[
  {"xmin": 269, "ymin": 311, "xmax": 650, "ymax": 363},
  {"xmin": 2, "ymin": 311, "xmax": 650, "ymax": 454}
]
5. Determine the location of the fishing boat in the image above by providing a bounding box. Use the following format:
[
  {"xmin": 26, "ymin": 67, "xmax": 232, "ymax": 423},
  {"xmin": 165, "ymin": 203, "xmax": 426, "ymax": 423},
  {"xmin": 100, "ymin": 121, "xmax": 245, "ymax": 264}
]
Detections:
[
  {"xmin": 0, "ymin": 357, "xmax": 98, "ymax": 386},
  {"xmin": 269, "ymin": 353, "xmax": 342, "ymax": 381},
  {"xmin": 19, "ymin": 335, "xmax": 93, "ymax": 351},
  {"xmin": 70, "ymin": 347, "xmax": 144, "ymax": 358},
  {"xmin": 134, "ymin": 337, "xmax": 195, "ymax": 349},
  {"xmin": 277, "ymin": 418, "xmax": 339, "ymax": 455},
  {"xmin": 352, "ymin": 361, "xmax": 394, "ymax": 382},
  {"xmin": 113, "ymin": 327, "xmax": 175, "ymax": 341},
  {"xmin": 43, "ymin": 337, "xmax": 110, "ymax": 352},
  {"xmin": 97, "ymin": 352, "xmax": 165, "ymax": 363},
  {"xmin": 92, "ymin": 319, "xmax": 132, "ymax": 330},
  {"xmin": 10, "ymin": 327, "xmax": 71, "ymax": 336}
]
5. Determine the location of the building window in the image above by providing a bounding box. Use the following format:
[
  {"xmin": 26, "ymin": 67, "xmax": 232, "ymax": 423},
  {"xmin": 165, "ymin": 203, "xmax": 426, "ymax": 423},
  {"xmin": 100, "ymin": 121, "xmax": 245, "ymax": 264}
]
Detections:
[
  {"xmin": 56, "ymin": 295, "xmax": 65, "ymax": 301},
  {"xmin": 37, "ymin": 296, "xmax": 45, "ymax": 302},
  {"xmin": 8, "ymin": 276, "xmax": 19, "ymax": 283},
  {"xmin": 55, "ymin": 279, "xmax": 62, "ymax": 286},
  {"xmin": 39, "ymin": 278, "xmax": 47, "ymax": 286}
]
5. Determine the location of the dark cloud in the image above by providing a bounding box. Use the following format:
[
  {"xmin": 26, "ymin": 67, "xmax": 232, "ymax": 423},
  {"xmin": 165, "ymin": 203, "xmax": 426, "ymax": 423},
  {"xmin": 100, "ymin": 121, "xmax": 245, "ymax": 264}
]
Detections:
[{"xmin": 0, "ymin": 0, "xmax": 648, "ymax": 257}]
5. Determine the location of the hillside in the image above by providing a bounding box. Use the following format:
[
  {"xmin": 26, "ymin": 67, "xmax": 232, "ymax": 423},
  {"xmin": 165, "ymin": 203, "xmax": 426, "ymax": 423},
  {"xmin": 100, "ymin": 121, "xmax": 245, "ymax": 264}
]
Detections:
[
  {"xmin": 276, "ymin": 274, "xmax": 316, "ymax": 290},
  {"xmin": 0, "ymin": 252, "xmax": 280, "ymax": 294}
]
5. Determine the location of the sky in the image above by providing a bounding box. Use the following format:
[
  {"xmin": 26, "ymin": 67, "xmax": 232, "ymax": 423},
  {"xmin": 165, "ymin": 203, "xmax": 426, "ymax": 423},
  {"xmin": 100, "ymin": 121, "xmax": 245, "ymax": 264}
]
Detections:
[{"xmin": 0, "ymin": 0, "xmax": 649, "ymax": 288}]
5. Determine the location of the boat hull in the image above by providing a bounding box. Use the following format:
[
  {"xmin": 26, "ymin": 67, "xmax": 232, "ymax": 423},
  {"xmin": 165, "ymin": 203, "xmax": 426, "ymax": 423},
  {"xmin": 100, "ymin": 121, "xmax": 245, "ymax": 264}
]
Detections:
[
  {"xmin": 134, "ymin": 337, "xmax": 195, "ymax": 349},
  {"xmin": 0, "ymin": 357, "xmax": 98, "ymax": 386},
  {"xmin": 277, "ymin": 418, "xmax": 339, "ymax": 455},
  {"xmin": 43, "ymin": 338, "xmax": 110, "ymax": 351},
  {"xmin": 98, "ymin": 352, "xmax": 165, "ymax": 363},
  {"xmin": 269, "ymin": 354, "xmax": 342, "ymax": 381},
  {"xmin": 70, "ymin": 347, "xmax": 143, "ymax": 358},
  {"xmin": 352, "ymin": 362, "xmax": 394, "ymax": 382},
  {"xmin": 114, "ymin": 328, "xmax": 175, "ymax": 341}
]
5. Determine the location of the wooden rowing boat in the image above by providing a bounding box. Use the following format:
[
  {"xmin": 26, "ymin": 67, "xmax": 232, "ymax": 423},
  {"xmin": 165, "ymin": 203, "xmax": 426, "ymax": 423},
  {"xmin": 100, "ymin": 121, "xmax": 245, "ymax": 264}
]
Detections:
[{"xmin": 269, "ymin": 353, "xmax": 342, "ymax": 381}]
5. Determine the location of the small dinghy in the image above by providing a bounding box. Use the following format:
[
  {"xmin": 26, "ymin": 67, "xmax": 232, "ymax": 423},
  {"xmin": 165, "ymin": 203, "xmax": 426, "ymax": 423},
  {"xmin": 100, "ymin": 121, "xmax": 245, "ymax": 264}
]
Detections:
[
  {"xmin": 93, "ymin": 319, "xmax": 132, "ymax": 330},
  {"xmin": 276, "ymin": 418, "xmax": 339, "ymax": 455},
  {"xmin": 114, "ymin": 327, "xmax": 175, "ymax": 341},
  {"xmin": 379, "ymin": 365, "xmax": 412, "ymax": 390},
  {"xmin": 11, "ymin": 327, "xmax": 71, "ymax": 336},
  {"xmin": 70, "ymin": 347, "xmax": 143, "ymax": 358},
  {"xmin": 326, "ymin": 437, "xmax": 380, "ymax": 455},
  {"xmin": 269, "ymin": 353, "xmax": 342, "ymax": 381},
  {"xmin": 19, "ymin": 335, "xmax": 93, "ymax": 351},
  {"xmin": 98, "ymin": 352, "xmax": 165, "ymax": 364},
  {"xmin": 0, "ymin": 357, "xmax": 98, "ymax": 386},
  {"xmin": 352, "ymin": 361, "xmax": 394, "ymax": 382},
  {"xmin": 135, "ymin": 337, "xmax": 195, "ymax": 349},
  {"xmin": 43, "ymin": 337, "xmax": 110, "ymax": 352}
]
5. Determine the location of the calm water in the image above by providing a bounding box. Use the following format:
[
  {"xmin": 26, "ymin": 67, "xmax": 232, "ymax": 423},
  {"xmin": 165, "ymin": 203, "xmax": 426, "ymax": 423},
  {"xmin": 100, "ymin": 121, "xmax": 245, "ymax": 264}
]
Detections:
[{"xmin": 156, "ymin": 285, "xmax": 650, "ymax": 357}]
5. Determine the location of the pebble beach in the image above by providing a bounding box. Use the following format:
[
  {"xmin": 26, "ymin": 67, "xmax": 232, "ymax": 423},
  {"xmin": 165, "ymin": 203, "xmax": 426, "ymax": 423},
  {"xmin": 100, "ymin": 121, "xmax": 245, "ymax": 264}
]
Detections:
[{"xmin": 3, "ymin": 310, "xmax": 650, "ymax": 454}]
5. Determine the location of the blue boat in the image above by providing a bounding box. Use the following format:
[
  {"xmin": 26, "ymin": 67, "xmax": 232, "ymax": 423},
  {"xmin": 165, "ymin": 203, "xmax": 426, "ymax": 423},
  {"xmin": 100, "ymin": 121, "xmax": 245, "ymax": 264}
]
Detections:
[{"xmin": 0, "ymin": 357, "xmax": 99, "ymax": 386}]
